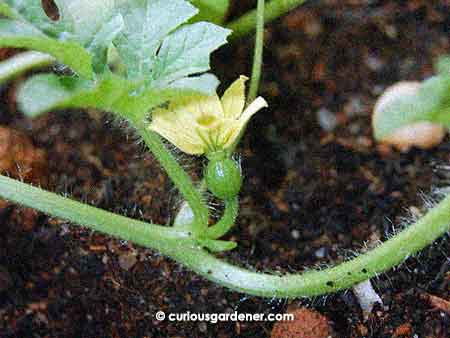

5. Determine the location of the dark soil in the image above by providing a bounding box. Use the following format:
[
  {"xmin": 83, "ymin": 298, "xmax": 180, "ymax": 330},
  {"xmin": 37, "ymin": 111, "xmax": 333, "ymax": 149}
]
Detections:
[{"xmin": 1, "ymin": 1, "xmax": 450, "ymax": 337}]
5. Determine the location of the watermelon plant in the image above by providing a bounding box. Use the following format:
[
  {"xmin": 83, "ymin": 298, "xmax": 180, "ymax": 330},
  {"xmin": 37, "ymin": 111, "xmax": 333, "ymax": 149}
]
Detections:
[{"xmin": 0, "ymin": 0, "xmax": 450, "ymax": 299}]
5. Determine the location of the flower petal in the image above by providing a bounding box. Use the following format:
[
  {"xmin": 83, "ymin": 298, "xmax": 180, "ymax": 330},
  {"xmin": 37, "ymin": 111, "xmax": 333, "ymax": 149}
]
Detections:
[
  {"xmin": 149, "ymin": 95, "xmax": 209, "ymax": 155},
  {"xmin": 148, "ymin": 84, "xmax": 267, "ymax": 155},
  {"xmin": 221, "ymin": 97, "xmax": 268, "ymax": 149},
  {"xmin": 221, "ymin": 75, "xmax": 248, "ymax": 119},
  {"xmin": 239, "ymin": 96, "xmax": 268, "ymax": 125},
  {"xmin": 220, "ymin": 120, "xmax": 242, "ymax": 149},
  {"xmin": 192, "ymin": 93, "xmax": 224, "ymax": 120}
]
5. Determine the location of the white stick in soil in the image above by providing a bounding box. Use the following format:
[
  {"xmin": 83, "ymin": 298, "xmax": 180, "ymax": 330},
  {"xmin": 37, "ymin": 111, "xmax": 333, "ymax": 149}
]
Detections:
[{"xmin": 352, "ymin": 280, "xmax": 383, "ymax": 317}]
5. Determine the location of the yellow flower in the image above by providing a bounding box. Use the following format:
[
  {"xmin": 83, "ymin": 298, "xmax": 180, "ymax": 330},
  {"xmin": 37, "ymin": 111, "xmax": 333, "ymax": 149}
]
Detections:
[{"xmin": 149, "ymin": 76, "xmax": 268, "ymax": 155}]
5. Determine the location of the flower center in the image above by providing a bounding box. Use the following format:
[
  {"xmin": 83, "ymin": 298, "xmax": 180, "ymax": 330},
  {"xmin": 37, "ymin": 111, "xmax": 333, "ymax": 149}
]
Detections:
[{"xmin": 196, "ymin": 115, "xmax": 218, "ymax": 127}]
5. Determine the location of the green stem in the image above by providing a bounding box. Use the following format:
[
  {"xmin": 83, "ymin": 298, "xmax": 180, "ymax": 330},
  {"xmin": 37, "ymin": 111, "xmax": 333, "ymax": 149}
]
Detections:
[
  {"xmin": 131, "ymin": 121, "xmax": 210, "ymax": 236},
  {"xmin": 2, "ymin": 174, "xmax": 449, "ymax": 298},
  {"xmin": 247, "ymin": 0, "xmax": 265, "ymax": 103},
  {"xmin": 206, "ymin": 197, "xmax": 239, "ymax": 239},
  {"xmin": 0, "ymin": 51, "xmax": 54, "ymax": 84},
  {"xmin": 227, "ymin": 0, "xmax": 308, "ymax": 40},
  {"xmin": 165, "ymin": 193, "xmax": 450, "ymax": 297},
  {"xmin": 227, "ymin": 0, "xmax": 266, "ymax": 153},
  {"xmin": 0, "ymin": 175, "xmax": 195, "ymax": 252}
]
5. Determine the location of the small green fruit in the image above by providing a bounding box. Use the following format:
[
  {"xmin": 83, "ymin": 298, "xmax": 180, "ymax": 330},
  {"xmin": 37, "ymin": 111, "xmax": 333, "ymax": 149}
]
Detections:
[{"xmin": 206, "ymin": 155, "xmax": 242, "ymax": 199}]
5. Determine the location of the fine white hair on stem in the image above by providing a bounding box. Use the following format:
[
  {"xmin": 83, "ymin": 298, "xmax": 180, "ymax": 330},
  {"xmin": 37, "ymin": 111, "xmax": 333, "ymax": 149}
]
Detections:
[{"xmin": 419, "ymin": 190, "xmax": 439, "ymax": 209}]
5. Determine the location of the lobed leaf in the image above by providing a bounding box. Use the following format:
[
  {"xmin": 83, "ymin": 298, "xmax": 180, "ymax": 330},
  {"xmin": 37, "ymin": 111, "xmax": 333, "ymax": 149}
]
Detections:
[
  {"xmin": 4, "ymin": 0, "xmax": 232, "ymax": 120},
  {"xmin": 1, "ymin": 0, "xmax": 124, "ymax": 77},
  {"xmin": 150, "ymin": 22, "xmax": 230, "ymax": 88},
  {"xmin": 114, "ymin": 0, "xmax": 198, "ymax": 79},
  {"xmin": 114, "ymin": 0, "xmax": 230, "ymax": 93}
]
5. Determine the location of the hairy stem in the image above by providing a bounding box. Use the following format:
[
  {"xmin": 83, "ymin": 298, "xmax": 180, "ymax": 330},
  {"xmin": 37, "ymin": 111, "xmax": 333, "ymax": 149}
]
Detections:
[
  {"xmin": 0, "ymin": 175, "xmax": 194, "ymax": 252},
  {"xmin": 131, "ymin": 121, "xmax": 210, "ymax": 236},
  {"xmin": 206, "ymin": 197, "xmax": 239, "ymax": 239},
  {"xmin": 165, "ymin": 193, "xmax": 450, "ymax": 297},
  {"xmin": 0, "ymin": 51, "xmax": 54, "ymax": 84},
  {"xmin": 227, "ymin": 0, "xmax": 308, "ymax": 40},
  {"xmin": 2, "ymin": 174, "xmax": 449, "ymax": 298},
  {"xmin": 248, "ymin": 0, "xmax": 265, "ymax": 103}
]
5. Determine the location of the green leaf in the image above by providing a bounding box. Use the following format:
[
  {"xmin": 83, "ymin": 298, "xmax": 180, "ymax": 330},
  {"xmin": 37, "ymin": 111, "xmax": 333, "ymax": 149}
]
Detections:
[
  {"xmin": 53, "ymin": 0, "xmax": 117, "ymax": 44},
  {"xmin": 373, "ymin": 94, "xmax": 428, "ymax": 140},
  {"xmin": 114, "ymin": 0, "xmax": 230, "ymax": 93},
  {"xmin": 414, "ymin": 76, "xmax": 450, "ymax": 128},
  {"xmin": 150, "ymin": 22, "xmax": 231, "ymax": 88},
  {"xmin": 1, "ymin": 0, "xmax": 122, "ymax": 77},
  {"xmin": 5, "ymin": 0, "xmax": 231, "ymax": 119},
  {"xmin": 18, "ymin": 74, "xmax": 88, "ymax": 117},
  {"xmin": 0, "ymin": 19, "xmax": 93, "ymax": 78},
  {"xmin": 52, "ymin": 0, "xmax": 122, "ymax": 72},
  {"xmin": 3, "ymin": 0, "xmax": 58, "ymax": 33},
  {"xmin": 3, "ymin": 0, "xmax": 230, "ymax": 92},
  {"xmin": 4, "ymin": 0, "xmax": 118, "ymax": 40},
  {"xmin": 189, "ymin": 0, "xmax": 229, "ymax": 24},
  {"xmin": 114, "ymin": 0, "xmax": 198, "ymax": 78},
  {"xmin": 373, "ymin": 75, "xmax": 450, "ymax": 140},
  {"xmin": 87, "ymin": 14, "xmax": 124, "ymax": 73},
  {"xmin": 17, "ymin": 73, "xmax": 195, "ymax": 120}
]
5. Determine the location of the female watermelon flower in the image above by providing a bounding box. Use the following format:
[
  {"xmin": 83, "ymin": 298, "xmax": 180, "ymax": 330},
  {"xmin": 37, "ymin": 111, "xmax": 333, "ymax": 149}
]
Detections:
[{"xmin": 149, "ymin": 75, "xmax": 268, "ymax": 155}]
